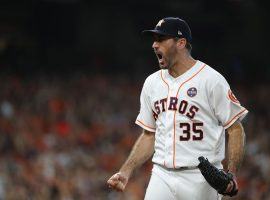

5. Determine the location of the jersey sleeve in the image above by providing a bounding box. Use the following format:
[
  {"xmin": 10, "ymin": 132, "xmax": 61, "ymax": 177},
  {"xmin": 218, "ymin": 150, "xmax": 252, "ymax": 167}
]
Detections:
[
  {"xmin": 209, "ymin": 76, "xmax": 248, "ymax": 129},
  {"xmin": 135, "ymin": 80, "xmax": 156, "ymax": 132}
]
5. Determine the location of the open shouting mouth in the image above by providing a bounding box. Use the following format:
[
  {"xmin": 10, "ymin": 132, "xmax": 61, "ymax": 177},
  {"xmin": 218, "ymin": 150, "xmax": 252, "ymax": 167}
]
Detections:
[{"xmin": 155, "ymin": 51, "xmax": 165, "ymax": 66}]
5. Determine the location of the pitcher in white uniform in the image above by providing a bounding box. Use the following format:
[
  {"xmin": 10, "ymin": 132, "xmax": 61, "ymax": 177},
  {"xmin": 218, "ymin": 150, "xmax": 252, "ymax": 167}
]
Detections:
[{"xmin": 107, "ymin": 17, "xmax": 248, "ymax": 200}]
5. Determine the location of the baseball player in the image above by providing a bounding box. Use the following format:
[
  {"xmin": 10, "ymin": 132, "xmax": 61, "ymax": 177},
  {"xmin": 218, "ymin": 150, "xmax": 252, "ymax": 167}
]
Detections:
[{"xmin": 107, "ymin": 17, "xmax": 248, "ymax": 200}]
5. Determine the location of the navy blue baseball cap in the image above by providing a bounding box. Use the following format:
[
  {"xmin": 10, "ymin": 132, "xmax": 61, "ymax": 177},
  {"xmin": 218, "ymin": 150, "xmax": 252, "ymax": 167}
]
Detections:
[{"xmin": 142, "ymin": 17, "xmax": 192, "ymax": 43}]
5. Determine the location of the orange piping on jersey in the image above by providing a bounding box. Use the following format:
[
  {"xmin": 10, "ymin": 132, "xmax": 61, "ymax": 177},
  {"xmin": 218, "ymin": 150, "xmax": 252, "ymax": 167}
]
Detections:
[
  {"xmin": 136, "ymin": 120, "xmax": 156, "ymax": 131},
  {"xmin": 161, "ymin": 70, "xmax": 169, "ymax": 89},
  {"xmin": 173, "ymin": 63, "xmax": 206, "ymax": 169},
  {"xmin": 160, "ymin": 70, "xmax": 170, "ymax": 112},
  {"xmin": 223, "ymin": 109, "xmax": 247, "ymax": 128},
  {"xmin": 161, "ymin": 70, "xmax": 170, "ymax": 166}
]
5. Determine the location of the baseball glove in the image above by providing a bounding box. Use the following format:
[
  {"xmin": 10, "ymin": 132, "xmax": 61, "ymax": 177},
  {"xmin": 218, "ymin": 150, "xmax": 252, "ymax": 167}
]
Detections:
[{"xmin": 198, "ymin": 156, "xmax": 238, "ymax": 197}]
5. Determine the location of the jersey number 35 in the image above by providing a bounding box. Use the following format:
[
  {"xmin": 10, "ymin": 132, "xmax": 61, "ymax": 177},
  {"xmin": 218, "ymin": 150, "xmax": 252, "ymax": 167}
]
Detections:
[{"xmin": 179, "ymin": 122, "xmax": 203, "ymax": 141}]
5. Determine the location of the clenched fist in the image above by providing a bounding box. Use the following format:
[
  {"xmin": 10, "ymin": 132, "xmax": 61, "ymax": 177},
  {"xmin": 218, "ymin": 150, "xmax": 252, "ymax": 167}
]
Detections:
[{"xmin": 107, "ymin": 172, "xmax": 129, "ymax": 192}]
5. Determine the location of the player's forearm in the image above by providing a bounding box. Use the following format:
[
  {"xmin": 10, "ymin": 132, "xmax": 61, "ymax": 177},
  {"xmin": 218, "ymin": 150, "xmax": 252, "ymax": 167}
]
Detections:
[
  {"xmin": 119, "ymin": 130, "xmax": 155, "ymax": 178},
  {"xmin": 227, "ymin": 121, "xmax": 245, "ymax": 174}
]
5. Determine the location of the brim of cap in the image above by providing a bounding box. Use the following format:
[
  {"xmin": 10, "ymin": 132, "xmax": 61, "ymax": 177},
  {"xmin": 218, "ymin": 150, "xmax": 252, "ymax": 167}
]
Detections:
[{"xmin": 142, "ymin": 30, "xmax": 175, "ymax": 37}]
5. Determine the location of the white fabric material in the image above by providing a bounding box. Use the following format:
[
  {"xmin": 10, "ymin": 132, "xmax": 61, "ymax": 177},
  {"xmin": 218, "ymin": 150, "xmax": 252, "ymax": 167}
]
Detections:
[
  {"xmin": 144, "ymin": 164, "xmax": 222, "ymax": 200},
  {"xmin": 135, "ymin": 60, "xmax": 248, "ymax": 168}
]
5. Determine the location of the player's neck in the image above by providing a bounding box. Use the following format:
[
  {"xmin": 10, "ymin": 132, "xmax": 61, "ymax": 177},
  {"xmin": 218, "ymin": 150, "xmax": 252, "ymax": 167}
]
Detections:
[{"xmin": 168, "ymin": 54, "xmax": 197, "ymax": 78}]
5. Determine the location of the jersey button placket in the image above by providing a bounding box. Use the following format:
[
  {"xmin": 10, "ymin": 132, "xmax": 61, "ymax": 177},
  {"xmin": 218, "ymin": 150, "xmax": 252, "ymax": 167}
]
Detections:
[
  {"xmin": 171, "ymin": 82, "xmax": 180, "ymax": 169},
  {"xmin": 165, "ymin": 82, "xmax": 176, "ymax": 168}
]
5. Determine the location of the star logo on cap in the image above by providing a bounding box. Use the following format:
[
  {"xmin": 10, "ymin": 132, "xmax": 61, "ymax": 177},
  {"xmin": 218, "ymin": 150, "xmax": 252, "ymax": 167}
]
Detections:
[{"xmin": 156, "ymin": 19, "xmax": 165, "ymax": 27}]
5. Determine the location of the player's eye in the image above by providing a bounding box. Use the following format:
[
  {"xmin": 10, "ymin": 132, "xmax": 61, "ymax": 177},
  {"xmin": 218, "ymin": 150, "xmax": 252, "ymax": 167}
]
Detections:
[{"xmin": 153, "ymin": 35, "xmax": 170, "ymax": 42}]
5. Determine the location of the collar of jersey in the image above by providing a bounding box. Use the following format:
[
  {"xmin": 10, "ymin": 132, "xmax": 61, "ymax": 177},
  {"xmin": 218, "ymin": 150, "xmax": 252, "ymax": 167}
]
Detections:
[{"xmin": 163, "ymin": 60, "xmax": 202, "ymax": 84}]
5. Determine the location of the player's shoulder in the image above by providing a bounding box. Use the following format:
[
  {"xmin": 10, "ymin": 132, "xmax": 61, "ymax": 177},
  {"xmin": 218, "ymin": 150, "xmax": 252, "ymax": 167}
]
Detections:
[
  {"xmin": 144, "ymin": 70, "xmax": 162, "ymax": 85},
  {"xmin": 201, "ymin": 61, "xmax": 228, "ymax": 84}
]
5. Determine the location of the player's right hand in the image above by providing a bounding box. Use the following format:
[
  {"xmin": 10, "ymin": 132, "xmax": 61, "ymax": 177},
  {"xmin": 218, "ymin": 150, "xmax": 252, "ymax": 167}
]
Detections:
[{"xmin": 107, "ymin": 172, "xmax": 128, "ymax": 192}]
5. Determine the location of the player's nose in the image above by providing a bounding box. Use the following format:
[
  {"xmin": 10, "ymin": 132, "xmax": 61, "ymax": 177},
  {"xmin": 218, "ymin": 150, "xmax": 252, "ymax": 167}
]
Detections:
[{"xmin": 152, "ymin": 41, "xmax": 159, "ymax": 50}]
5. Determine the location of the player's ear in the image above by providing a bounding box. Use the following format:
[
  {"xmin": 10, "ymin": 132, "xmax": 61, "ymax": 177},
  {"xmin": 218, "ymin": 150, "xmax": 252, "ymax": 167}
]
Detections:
[{"xmin": 176, "ymin": 38, "xmax": 187, "ymax": 50}]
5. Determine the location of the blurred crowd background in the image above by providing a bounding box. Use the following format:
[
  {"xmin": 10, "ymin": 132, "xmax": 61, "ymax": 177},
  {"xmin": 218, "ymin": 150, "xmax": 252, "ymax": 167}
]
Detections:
[{"xmin": 0, "ymin": 0, "xmax": 269, "ymax": 200}]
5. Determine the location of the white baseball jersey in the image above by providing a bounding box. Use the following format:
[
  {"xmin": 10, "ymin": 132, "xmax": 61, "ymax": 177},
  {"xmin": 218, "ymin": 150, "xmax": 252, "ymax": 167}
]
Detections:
[{"xmin": 135, "ymin": 60, "xmax": 248, "ymax": 169}]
